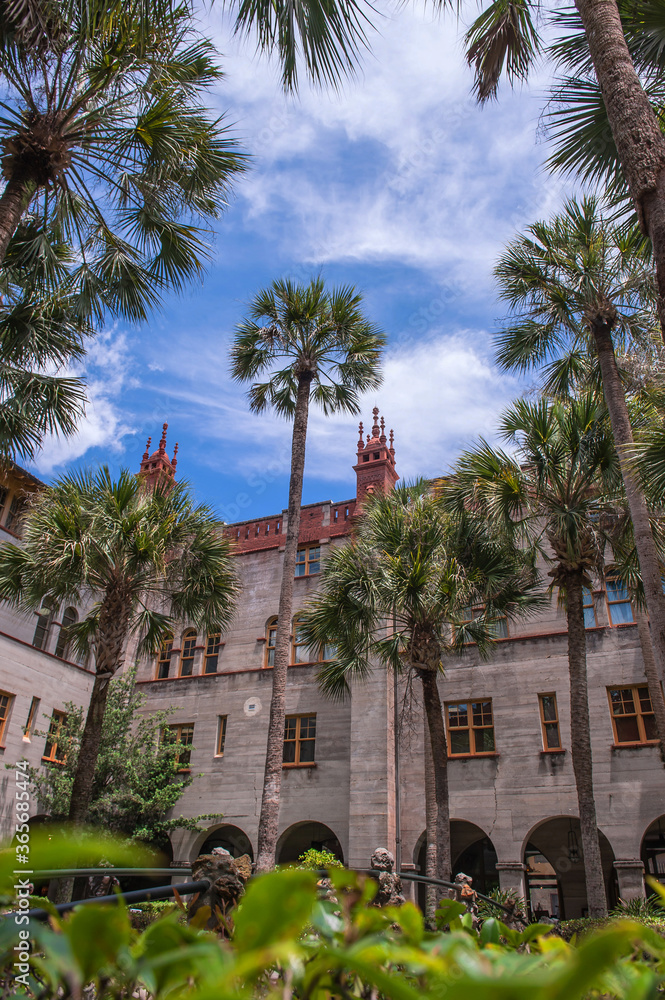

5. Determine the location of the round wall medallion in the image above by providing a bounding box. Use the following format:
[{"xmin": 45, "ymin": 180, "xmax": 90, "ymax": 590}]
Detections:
[{"xmin": 244, "ymin": 696, "xmax": 262, "ymax": 717}]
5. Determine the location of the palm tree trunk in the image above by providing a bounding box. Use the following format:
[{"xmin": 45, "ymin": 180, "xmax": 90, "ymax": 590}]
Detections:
[
  {"xmin": 418, "ymin": 666, "xmax": 451, "ymax": 889},
  {"xmin": 574, "ymin": 0, "xmax": 665, "ymax": 333},
  {"xmin": 68, "ymin": 673, "xmax": 112, "ymax": 825},
  {"xmin": 592, "ymin": 322, "xmax": 665, "ymax": 764},
  {"xmin": 255, "ymin": 374, "xmax": 312, "ymax": 872},
  {"xmin": 0, "ymin": 176, "xmax": 31, "ymax": 266},
  {"xmin": 566, "ymin": 573, "xmax": 608, "ymax": 917},
  {"xmin": 635, "ymin": 609, "xmax": 665, "ymax": 762},
  {"xmin": 423, "ymin": 712, "xmax": 438, "ymax": 925}
]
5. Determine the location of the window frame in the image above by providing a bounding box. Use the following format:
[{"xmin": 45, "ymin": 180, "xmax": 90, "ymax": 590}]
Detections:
[
  {"xmin": 445, "ymin": 700, "xmax": 496, "ymax": 757},
  {"xmin": 43, "ymin": 710, "xmax": 67, "ymax": 763},
  {"xmin": 283, "ymin": 713, "xmax": 317, "ymax": 766},
  {"xmin": 23, "ymin": 696, "xmax": 39, "ymax": 741},
  {"xmin": 204, "ymin": 630, "xmax": 222, "ymax": 674},
  {"xmin": 265, "ymin": 617, "xmax": 278, "ymax": 667},
  {"xmin": 216, "ymin": 715, "xmax": 228, "ymax": 757},
  {"xmin": 295, "ymin": 545, "xmax": 321, "ymax": 578},
  {"xmin": 291, "ymin": 616, "xmax": 335, "ymax": 665},
  {"xmin": 458, "ymin": 605, "xmax": 508, "ymax": 641},
  {"xmin": 32, "ymin": 601, "xmax": 53, "ymax": 651},
  {"xmin": 607, "ymin": 685, "xmax": 657, "ymax": 746},
  {"xmin": 156, "ymin": 634, "xmax": 173, "ymax": 679},
  {"xmin": 179, "ymin": 629, "xmax": 197, "ymax": 677},
  {"xmin": 583, "ymin": 588, "xmax": 598, "ymax": 629},
  {"xmin": 538, "ymin": 693, "xmax": 563, "ymax": 751},
  {"xmin": 55, "ymin": 607, "xmax": 78, "ymax": 660},
  {"xmin": 166, "ymin": 722, "xmax": 195, "ymax": 770},
  {"xmin": 5, "ymin": 494, "xmax": 26, "ymax": 534},
  {"xmin": 605, "ymin": 577, "xmax": 635, "ymax": 626},
  {"xmin": 0, "ymin": 691, "xmax": 14, "ymax": 745}
]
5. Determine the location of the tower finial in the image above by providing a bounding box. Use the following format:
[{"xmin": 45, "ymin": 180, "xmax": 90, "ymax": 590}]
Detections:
[
  {"xmin": 159, "ymin": 422, "xmax": 168, "ymax": 453},
  {"xmin": 389, "ymin": 429, "xmax": 395, "ymax": 458},
  {"xmin": 172, "ymin": 442, "xmax": 179, "ymax": 468},
  {"xmin": 380, "ymin": 415, "xmax": 386, "ymax": 444},
  {"xmin": 372, "ymin": 406, "xmax": 380, "ymax": 438},
  {"xmin": 357, "ymin": 421, "xmax": 364, "ymax": 451},
  {"xmin": 142, "ymin": 436, "xmax": 151, "ymax": 461}
]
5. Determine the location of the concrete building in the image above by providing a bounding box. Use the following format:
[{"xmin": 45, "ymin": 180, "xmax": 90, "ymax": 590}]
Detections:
[{"xmin": 2, "ymin": 411, "xmax": 665, "ymax": 918}]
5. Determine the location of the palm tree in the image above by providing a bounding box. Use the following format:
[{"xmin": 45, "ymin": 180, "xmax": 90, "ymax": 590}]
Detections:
[
  {"xmin": 493, "ymin": 196, "xmax": 665, "ymax": 761},
  {"xmin": 443, "ymin": 395, "xmax": 624, "ymax": 918},
  {"xmin": 462, "ymin": 0, "xmax": 665, "ymax": 335},
  {"xmin": 230, "ymin": 277, "xmax": 385, "ymax": 872},
  {"xmin": 0, "ymin": 467, "xmax": 239, "ymax": 824},
  {"xmin": 298, "ymin": 482, "xmax": 540, "ymax": 890},
  {"xmin": 0, "ymin": 0, "xmax": 247, "ymax": 316}
]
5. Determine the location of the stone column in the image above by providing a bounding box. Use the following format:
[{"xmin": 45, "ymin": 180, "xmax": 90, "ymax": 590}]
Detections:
[
  {"xmin": 495, "ymin": 862, "xmax": 528, "ymax": 901},
  {"xmin": 614, "ymin": 860, "xmax": 646, "ymax": 902}
]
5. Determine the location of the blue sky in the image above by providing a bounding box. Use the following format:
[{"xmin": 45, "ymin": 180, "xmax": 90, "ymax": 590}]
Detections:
[{"xmin": 29, "ymin": 5, "xmax": 570, "ymax": 522}]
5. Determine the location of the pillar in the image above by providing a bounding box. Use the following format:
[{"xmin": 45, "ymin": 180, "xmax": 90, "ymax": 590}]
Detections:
[
  {"xmin": 495, "ymin": 862, "xmax": 528, "ymax": 902},
  {"xmin": 613, "ymin": 860, "xmax": 646, "ymax": 902}
]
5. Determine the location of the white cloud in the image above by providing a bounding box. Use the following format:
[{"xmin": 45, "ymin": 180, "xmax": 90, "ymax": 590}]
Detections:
[{"xmin": 30, "ymin": 329, "xmax": 137, "ymax": 475}]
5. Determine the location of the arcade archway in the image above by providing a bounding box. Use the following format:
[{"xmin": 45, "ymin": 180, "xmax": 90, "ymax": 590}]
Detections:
[
  {"xmin": 276, "ymin": 822, "xmax": 343, "ymax": 865},
  {"xmin": 196, "ymin": 824, "xmax": 254, "ymax": 860},
  {"xmin": 523, "ymin": 817, "xmax": 616, "ymax": 919},
  {"xmin": 415, "ymin": 820, "xmax": 499, "ymax": 910},
  {"xmin": 641, "ymin": 815, "xmax": 665, "ymax": 882}
]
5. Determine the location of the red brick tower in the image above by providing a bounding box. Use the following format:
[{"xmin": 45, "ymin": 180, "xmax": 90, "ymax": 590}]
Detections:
[
  {"xmin": 353, "ymin": 407, "xmax": 398, "ymax": 505},
  {"xmin": 138, "ymin": 423, "xmax": 178, "ymax": 489}
]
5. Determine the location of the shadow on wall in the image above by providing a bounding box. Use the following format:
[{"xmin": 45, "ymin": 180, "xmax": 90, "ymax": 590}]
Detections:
[{"xmin": 276, "ymin": 821, "xmax": 344, "ymax": 865}]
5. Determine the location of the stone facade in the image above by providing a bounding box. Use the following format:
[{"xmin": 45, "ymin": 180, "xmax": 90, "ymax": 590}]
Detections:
[{"xmin": 1, "ymin": 413, "xmax": 664, "ymax": 918}]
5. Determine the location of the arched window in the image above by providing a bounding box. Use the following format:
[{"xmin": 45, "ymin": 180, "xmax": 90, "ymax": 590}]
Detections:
[
  {"xmin": 291, "ymin": 617, "xmax": 336, "ymax": 664},
  {"xmin": 156, "ymin": 634, "xmax": 173, "ymax": 679},
  {"xmin": 55, "ymin": 607, "xmax": 78, "ymax": 659},
  {"xmin": 204, "ymin": 629, "xmax": 222, "ymax": 674},
  {"xmin": 265, "ymin": 617, "xmax": 278, "ymax": 667},
  {"xmin": 32, "ymin": 601, "xmax": 54, "ymax": 650},
  {"xmin": 179, "ymin": 630, "xmax": 197, "ymax": 677}
]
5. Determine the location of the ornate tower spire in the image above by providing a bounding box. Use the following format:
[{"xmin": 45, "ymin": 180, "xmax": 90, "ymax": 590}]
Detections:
[
  {"xmin": 137, "ymin": 424, "xmax": 178, "ymax": 489},
  {"xmin": 353, "ymin": 407, "xmax": 398, "ymax": 505}
]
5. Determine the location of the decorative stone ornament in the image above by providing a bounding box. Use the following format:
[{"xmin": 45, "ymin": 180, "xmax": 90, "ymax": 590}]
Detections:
[
  {"xmin": 370, "ymin": 848, "xmax": 405, "ymax": 907},
  {"xmin": 187, "ymin": 848, "xmax": 252, "ymax": 931}
]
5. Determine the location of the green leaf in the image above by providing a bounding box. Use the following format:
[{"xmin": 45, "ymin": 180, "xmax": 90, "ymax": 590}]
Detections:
[
  {"xmin": 480, "ymin": 917, "xmax": 501, "ymax": 944},
  {"xmin": 233, "ymin": 869, "xmax": 317, "ymax": 952},
  {"xmin": 65, "ymin": 903, "xmax": 131, "ymax": 984}
]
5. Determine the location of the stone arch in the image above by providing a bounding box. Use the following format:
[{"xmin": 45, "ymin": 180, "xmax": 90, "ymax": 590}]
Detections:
[
  {"xmin": 276, "ymin": 821, "xmax": 343, "ymax": 865},
  {"xmin": 191, "ymin": 824, "xmax": 254, "ymax": 862},
  {"xmin": 521, "ymin": 816, "xmax": 616, "ymax": 920},
  {"xmin": 641, "ymin": 815, "xmax": 665, "ymax": 881},
  {"xmin": 414, "ymin": 820, "xmax": 499, "ymax": 910}
]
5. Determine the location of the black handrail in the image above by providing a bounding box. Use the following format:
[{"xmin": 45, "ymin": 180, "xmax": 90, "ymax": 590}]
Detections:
[{"xmin": 25, "ymin": 879, "xmax": 210, "ymax": 922}]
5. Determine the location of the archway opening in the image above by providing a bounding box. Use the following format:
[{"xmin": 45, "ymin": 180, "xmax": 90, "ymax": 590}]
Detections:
[
  {"xmin": 524, "ymin": 817, "xmax": 616, "ymax": 920},
  {"xmin": 276, "ymin": 822, "xmax": 343, "ymax": 865},
  {"xmin": 641, "ymin": 816, "xmax": 665, "ymax": 882},
  {"xmin": 197, "ymin": 824, "xmax": 254, "ymax": 860},
  {"xmin": 415, "ymin": 821, "xmax": 499, "ymax": 911}
]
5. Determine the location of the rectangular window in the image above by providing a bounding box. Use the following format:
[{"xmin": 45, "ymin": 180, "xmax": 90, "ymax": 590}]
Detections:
[
  {"xmin": 295, "ymin": 546, "xmax": 321, "ymax": 577},
  {"xmin": 583, "ymin": 588, "xmax": 597, "ymax": 629},
  {"xmin": 459, "ymin": 606, "xmax": 508, "ymax": 639},
  {"xmin": 283, "ymin": 714, "xmax": 316, "ymax": 765},
  {"xmin": 608, "ymin": 686, "xmax": 657, "ymax": 745},
  {"xmin": 606, "ymin": 578, "xmax": 635, "ymax": 625},
  {"xmin": 156, "ymin": 636, "xmax": 173, "ymax": 679},
  {"xmin": 205, "ymin": 631, "xmax": 221, "ymax": 674},
  {"xmin": 216, "ymin": 715, "xmax": 227, "ymax": 756},
  {"xmin": 0, "ymin": 486, "xmax": 8, "ymax": 520},
  {"xmin": 179, "ymin": 632, "xmax": 196, "ymax": 677},
  {"xmin": 43, "ymin": 710, "xmax": 66, "ymax": 763},
  {"xmin": 446, "ymin": 701, "xmax": 496, "ymax": 756},
  {"xmin": 539, "ymin": 694, "xmax": 562, "ymax": 750},
  {"xmin": 0, "ymin": 691, "xmax": 13, "ymax": 745},
  {"xmin": 23, "ymin": 696, "xmax": 39, "ymax": 741},
  {"xmin": 266, "ymin": 620, "xmax": 277, "ymax": 667},
  {"xmin": 5, "ymin": 495, "xmax": 25, "ymax": 534},
  {"xmin": 167, "ymin": 723, "xmax": 195, "ymax": 769}
]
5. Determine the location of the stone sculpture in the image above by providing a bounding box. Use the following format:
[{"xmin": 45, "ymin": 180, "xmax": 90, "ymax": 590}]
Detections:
[
  {"xmin": 370, "ymin": 848, "xmax": 404, "ymax": 907},
  {"xmin": 187, "ymin": 848, "xmax": 252, "ymax": 931}
]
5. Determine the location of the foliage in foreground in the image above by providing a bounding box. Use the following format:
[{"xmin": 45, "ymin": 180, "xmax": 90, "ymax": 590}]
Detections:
[
  {"xmin": 2, "ymin": 837, "xmax": 665, "ymax": 999},
  {"xmin": 22, "ymin": 670, "xmax": 216, "ymax": 844}
]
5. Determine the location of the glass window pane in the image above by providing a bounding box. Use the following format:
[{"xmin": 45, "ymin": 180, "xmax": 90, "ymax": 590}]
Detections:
[
  {"xmin": 615, "ymin": 716, "xmax": 640, "ymax": 743},
  {"xmin": 638, "ymin": 687, "xmax": 653, "ymax": 713},
  {"xmin": 607, "ymin": 579, "xmax": 629, "ymax": 602},
  {"xmin": 283, "ymin": 740, "xmax": 296, "ymax": 763},
  {"xmin": 472, "ymin": 702, "xmax": 493, "ymax": 726},
  {"xmin": 583, "ymin": 607, "xmax": 596, "ymax": 628},
  {"xmin": 541, "ymin": 696, "xmax": 557, "ymax": 722},
  {"xmin": 299, "ymin": 739, "xmax": 315, "ymax": 762},
  {"xmin": 474, "ymin": 728, "xmax": 495, "ymax": 753},
  {"xmin": 608, "ymin": 601, "xmax": 635, "ymax": 625},
  {"xmin": 545, "ymin": 722, "xmax": 561, "ymax": 749},
  {"xmin": 643, "ymin": 714, "xmax": 657, "ymax": 741},
  {"xmin": 489, "ymin": 618, "xmax": 508, "ymax": 638},
  {"xmin": 284, "ymin": 718, "xmax": 297, "ymax": 739},
  {"xmin": 610, "ymin": 689, "xmax": 634, "ymax": 715},
  {"xmin": 295, "ymin": 563, "xmax": 306, "ymax": 577},
  {"xmin": 448, "ymin": 703, "xmax": 468, "ymax": 727},
  {"xmin": 309, "ymin": 559, "xmax": 320, "ymax": 574},
  {"xmin": 450, "ymin": 730, "xmax": 470, "ymax": 755}
]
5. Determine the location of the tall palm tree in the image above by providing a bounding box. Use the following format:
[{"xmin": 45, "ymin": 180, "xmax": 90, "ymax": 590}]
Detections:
[
  {"xmin": 298, "ymin": 482, "xmax": 540, "ymax": 889},
  {"xmin": 0, "ymin": 0, "xmax": 247, "ymax": 317},
  {"xmin": 0, "ymin": 467, "xmax": 239, "ymax": 824},
  {"xmin": 443, "ymin": 396, "xmax": 624, "ymax": 918},
  {"xmin": 230, "ymin": 277, "xmax": 385, "ymax": 872},
  {"xmin": 461, "ymin": 0, "xmax": 665, "ymax": 336},
  {"xmin": 493, "ymin": 196, "xmax": 665, "ymax": 761}
]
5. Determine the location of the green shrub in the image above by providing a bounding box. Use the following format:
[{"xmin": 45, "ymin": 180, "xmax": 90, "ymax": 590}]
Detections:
[
  {"xmin": 476, "ymin": 887, "xmax": 527, "ymax": 923},
  {"xmin": 295, "ymin": 847, "xmax": 344, "ymax": 870}
]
